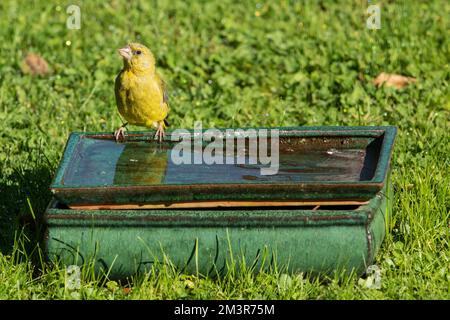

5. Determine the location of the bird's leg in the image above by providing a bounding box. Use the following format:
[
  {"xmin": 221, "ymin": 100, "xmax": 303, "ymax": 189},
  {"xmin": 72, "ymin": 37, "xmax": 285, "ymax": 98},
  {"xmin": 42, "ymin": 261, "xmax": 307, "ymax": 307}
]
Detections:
[
  {"xmin": 114, "ymin": 122, "xmax": 128, "ymax": 142},
  {"xmin": 154, "ymin": 121, "xmax": 165, "ymax": 142}
]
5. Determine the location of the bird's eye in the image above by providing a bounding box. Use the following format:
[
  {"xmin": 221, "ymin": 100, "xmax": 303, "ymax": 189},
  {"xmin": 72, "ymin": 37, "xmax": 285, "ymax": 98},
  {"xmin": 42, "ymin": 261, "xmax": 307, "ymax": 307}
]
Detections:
[{"xmin": 135, "ymin": 50, "xmax": 142, "ymax": 55}]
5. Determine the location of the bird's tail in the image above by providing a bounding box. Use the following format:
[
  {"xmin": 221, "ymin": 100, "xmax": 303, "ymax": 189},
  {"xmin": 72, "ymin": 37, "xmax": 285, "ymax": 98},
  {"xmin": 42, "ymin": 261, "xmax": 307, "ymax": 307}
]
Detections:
[{"xmin": 164, "ymin": 118, "xmax": 170, "ymax": 127}]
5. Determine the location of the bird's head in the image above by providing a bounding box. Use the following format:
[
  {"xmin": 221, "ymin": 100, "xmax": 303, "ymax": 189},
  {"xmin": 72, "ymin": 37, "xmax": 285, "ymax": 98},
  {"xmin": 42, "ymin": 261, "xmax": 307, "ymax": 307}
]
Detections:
[{"xmin": 118, "ymin": 42, "xmax": 155, "ymax": 74}]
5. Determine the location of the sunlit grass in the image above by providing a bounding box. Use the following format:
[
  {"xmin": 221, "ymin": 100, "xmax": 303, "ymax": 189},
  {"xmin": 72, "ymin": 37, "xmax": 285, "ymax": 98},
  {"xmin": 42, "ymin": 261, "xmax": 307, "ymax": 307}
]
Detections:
[{"xmin": 0, "ymin": 0, "xmax": 449, "ymax": 299}]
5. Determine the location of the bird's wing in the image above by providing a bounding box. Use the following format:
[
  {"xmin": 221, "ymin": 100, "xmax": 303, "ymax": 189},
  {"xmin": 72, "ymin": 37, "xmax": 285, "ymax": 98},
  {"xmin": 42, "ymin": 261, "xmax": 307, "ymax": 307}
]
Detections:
[
  {"xmin": 156, "ymin": 72, "xmax": 170, "ymax": 126},
  {"xmin": 156, "ymin": 72, "xmax": 169, "ymax": 106}
]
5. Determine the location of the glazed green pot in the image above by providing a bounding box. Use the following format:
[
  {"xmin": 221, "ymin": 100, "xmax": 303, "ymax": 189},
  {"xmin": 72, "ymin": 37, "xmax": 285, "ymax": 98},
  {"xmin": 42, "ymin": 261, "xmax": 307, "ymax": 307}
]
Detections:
[
  {"xmin": 44, "ymin": 186, "xmax": 391, "ymax": 279},
  {"xmin": 45, "ymin": 126, "xmax": 396, "ymax": 278},
  {"xmin": 50, "ymin": 126, "xmax": 397, "ymax": 206}
]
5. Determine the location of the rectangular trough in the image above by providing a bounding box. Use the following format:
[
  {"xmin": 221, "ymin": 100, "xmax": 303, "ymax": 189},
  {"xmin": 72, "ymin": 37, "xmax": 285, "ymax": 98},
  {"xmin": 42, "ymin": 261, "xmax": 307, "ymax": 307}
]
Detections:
[
  {"xmin": 44, "ymin": 126, "xmax": 396, "ymax": 278},
  {"xmin": 50, "ymin": 126, "xmax": 396, "ymax": 206}
]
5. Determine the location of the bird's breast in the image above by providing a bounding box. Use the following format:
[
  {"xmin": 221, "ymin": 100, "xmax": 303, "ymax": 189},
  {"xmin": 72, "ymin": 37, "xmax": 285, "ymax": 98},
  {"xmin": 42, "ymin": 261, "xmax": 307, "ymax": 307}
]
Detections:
[{"xmin": 116, "ymin": 72, "xmax": 167, "ymax": 126}]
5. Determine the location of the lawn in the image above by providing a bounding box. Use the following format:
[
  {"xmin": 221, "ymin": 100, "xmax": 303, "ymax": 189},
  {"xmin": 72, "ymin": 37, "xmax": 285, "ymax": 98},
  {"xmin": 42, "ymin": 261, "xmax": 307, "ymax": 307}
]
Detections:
[{"xmin": 0, "ymin": 0, "xmax": 449, "ymax": 299}]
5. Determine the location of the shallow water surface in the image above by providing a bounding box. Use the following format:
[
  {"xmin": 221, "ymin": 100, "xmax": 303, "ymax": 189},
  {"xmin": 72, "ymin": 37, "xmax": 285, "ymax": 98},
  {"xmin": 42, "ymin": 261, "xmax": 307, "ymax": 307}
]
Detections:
[{"xmin": 62, "ymin": 136, "xmax": 378, "ymax": 187}]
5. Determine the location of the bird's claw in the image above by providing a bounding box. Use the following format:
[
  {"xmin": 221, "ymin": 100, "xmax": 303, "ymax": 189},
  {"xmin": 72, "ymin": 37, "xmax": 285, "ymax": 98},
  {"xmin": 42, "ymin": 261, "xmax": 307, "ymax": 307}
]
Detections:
[
  {"xmin": 154, "ymin": 125, "xmax": 165, "ymax": 142},
  {"xmin": 114, "ymin": 126, "xmax": 126, "ymax": 142}
]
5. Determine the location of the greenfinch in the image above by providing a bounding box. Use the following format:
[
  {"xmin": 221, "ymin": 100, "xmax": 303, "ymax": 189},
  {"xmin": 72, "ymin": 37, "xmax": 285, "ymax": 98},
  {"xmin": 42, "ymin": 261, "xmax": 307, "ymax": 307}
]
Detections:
[{"xmin": 114, "ymin": 42, "xmax": 169, "ymax": 141}]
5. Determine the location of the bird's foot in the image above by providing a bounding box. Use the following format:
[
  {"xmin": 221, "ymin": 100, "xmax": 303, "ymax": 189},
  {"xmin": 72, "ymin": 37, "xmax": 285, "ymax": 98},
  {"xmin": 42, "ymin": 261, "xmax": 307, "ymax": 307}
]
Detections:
[
  {"xmin": 154, "ymin": 124, "xmax": 165, "ymax": 142},
  {"xmin": 114, "ymin": 126, "xmax": 126, "ymax": 142}
]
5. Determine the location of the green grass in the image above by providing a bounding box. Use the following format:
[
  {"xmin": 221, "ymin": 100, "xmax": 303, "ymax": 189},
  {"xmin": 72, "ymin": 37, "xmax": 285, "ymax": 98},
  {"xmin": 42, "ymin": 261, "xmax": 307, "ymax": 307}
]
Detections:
[{"xmin": 0, "ymin": 0, "xmax": 449, "ymax": 299}]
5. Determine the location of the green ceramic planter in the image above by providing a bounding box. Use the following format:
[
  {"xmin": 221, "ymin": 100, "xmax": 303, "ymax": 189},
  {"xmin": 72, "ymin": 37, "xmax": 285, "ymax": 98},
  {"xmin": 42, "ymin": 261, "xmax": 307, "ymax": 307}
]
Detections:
[
  {"xmin": 44, "ymin": 185, "xmax": 392, "ymax": 278},
  {"xmin": 50, "ymin": 126, "xmax": 397, "ymax": 206},
  {"xmin": 45, "ymin": 126, "xmax": 396, "ymax": 278}
]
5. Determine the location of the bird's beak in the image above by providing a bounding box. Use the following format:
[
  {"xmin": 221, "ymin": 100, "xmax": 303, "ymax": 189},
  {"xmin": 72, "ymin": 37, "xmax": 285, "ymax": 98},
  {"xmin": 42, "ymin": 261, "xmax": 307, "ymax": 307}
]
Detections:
[{"xmin": 118, "ymin": 45, "xmax": 132, "ymax": 61}]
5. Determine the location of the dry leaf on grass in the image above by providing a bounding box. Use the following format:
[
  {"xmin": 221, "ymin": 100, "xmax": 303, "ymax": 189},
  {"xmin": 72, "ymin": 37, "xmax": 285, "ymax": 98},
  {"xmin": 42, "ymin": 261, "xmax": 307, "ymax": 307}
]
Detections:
[
  {"xmin": 122, "ymin": 287, "xmax": 132, "ymax": 295},
  {"xmin": 21, "ymin": 53, "xmax": 50, "ymax": 76},
  {"xmin": 373, "ymin": 72, "xmax": 417, "ymax": 89}
]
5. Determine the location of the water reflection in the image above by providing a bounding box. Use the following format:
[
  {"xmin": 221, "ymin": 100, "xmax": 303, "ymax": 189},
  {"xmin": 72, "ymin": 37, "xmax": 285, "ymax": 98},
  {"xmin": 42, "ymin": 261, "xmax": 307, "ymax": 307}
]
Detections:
[
  {"xmin": 113, "ymin": 143, "xmax": 169, "ymax": 185},
  {"xmin": 62, "ymin": 138, "xmax": 374, "ymax": 187}
]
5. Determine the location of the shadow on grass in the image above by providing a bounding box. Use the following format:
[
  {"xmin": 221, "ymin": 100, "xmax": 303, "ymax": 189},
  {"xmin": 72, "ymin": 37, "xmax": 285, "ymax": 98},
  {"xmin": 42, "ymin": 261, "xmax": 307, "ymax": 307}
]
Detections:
[{"xmin": 0, "ymin": 158, "xmax": 53, "ymax": 259}]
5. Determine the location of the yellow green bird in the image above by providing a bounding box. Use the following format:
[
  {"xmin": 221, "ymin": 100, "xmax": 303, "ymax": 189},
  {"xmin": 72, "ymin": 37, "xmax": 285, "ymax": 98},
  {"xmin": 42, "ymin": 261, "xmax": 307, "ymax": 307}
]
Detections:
[{"xmin": 114, "ymin": 42, "xmax": 169, "ymax": 142}]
